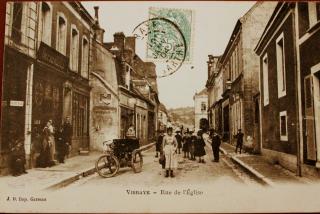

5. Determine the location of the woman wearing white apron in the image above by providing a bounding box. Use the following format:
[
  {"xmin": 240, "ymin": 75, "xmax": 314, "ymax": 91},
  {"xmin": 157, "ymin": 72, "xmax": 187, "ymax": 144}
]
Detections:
[{"xmin": 162, "ymin": 127, "xmax": 178, "ymax": 177}]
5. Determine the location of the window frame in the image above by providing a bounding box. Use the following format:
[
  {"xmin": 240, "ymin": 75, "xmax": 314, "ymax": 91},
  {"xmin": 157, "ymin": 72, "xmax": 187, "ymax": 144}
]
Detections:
[
  {"xmin": 40, "ymin": 2, "xmax": 52, "ymax": 46},
  {"xmin": 262, "ymin": 53, "xmax": 269, "ymax": 106},
  {"xmin": 279, "ymin": 111, "xmax": 288, "ymax": 141},
  {"xmin": 81, "ymin": 35, "xmax": 89, "ymax": 78},
  {"xmin": 201, "ymin": 101, "xmax": 206, "ymax": 112},
  {"xmin": 276, "ymin": 32, "xmax": 287, "ymax": 98},
  {"xmin": 308, "ymin": 2, "xmax": 320, "ymax": 28},
  {"xmin": 56, "ymin": 12, "xmax": 67, "ymax": 55},
  {"xmin": 10, "ymin": 2, "xmax": 27, "ymax": 44},
  {"xmin": 70, "ymin": 24, "xmax": 79, "ymax": 72}
]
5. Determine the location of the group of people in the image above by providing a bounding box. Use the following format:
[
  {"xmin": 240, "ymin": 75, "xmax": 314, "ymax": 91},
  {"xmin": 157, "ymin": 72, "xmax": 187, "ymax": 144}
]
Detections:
[
  {"xmin": 36, "ymin": 117, "xmax": 73, "ymax": 168},
  {"xmin": 155, "ymin": 124, "xmax": 245, "ymax": 178},
  {"xmin": 9, "ymin": 117, "xmax": 73, "ymax": 176},
  {"xmin": 155, "ymin": 125, "xmax": 222, "ymax": 178}
]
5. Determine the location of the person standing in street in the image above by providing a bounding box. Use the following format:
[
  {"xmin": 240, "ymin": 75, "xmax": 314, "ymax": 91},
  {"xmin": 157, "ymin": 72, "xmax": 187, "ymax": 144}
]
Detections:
[
  {"xmin": 126, "ymin": 124, "xmax": 136, "ymax": 139},
  {"xmin": 175, "ymin": 131, "xmax": 182, "ymax": 154},
  {"xmin": 235, "ymin": 129, "xmax": 244, "ymax": 154},
  {"xmin": 48, "ymin": 120, "xmax": 56, "ymax": 165},
  {"xmin": 55, "ymin": 126, "xmax": 65, "ymax": 163},
  {"xmin": 182, "ymin": 131, "xmax": 190, "ymax": 158},
  {"xmin": 195, "ymin": 130, "xmax": 206, "ymax": 163},
  {"xmin": 39, "ymin": 120, "xmax": 55, "ymax": 167},
  {"xmin": 189, "ymin": 131, "xmax": 196, "ymax": 161},
  {"xmin": 211, "ymin": 129, "xmax": 221, "ymax": 162},
  {"xmin": 155, "ymin": 130, "xmax": 164, "ymax": 158},
  {"xmin": 62, "ymin": 116, "xmax": 73, "ymax": 158},
  {"xmin": 162, "ymin": 127, "xmax": 178, "ymax": 178}
]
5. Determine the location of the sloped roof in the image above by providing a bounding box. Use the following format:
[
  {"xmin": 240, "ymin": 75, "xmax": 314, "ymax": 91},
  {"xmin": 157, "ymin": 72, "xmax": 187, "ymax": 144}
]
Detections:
[{"xmin": 195, "ymin": 88, "xmax": 208, "ymax": 96}]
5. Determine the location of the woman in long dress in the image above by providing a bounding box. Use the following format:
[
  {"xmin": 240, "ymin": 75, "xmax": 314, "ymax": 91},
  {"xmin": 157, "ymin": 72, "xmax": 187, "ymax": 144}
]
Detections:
[{"xmin": 162, "ymin": 127, "xmax": 178, "ymax": 178}]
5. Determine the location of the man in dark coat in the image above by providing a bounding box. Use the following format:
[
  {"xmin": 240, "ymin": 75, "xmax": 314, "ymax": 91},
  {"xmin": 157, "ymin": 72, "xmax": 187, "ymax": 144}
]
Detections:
[
  {"xmin": 182, "ymin": 131, "xmax": 190, "ymax": 158},
  {"xmin": 235, "ymin": 129, "xmax": 244, "ymax": 154},
  {"xmin": 155, "ymin": 130, "xmax": 164, "ymax": 158},
  {"xmin": 62, "ymin": 116, "xmax": 73, "ymax": 158},
  {"xmin": 189, "ymin": 131, "xmax": 196, "ymax": 161},
  {"xmin": 175, "ymin": 131, "xmax": 182, "ymax": 154},
  {"xmin": 10, "ymin": 139, "xmax": 27, "ymax": 176},
  {"xmin": 55, "ymin": 126, "xmax": 66, "ymax": 163},
  {"xmin": 211, "ymin": 130, "xmax": 221, "ymax": 162}
]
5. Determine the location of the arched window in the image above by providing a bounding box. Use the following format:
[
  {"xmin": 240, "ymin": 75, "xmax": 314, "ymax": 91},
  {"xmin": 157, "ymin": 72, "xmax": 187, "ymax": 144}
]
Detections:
[
  {"xmin": 56, "ymin": 13, "xmax": 67, "ymax": 54},
  {"xmin": 81, "ymin": 36, "xmax": 89, "ymax": 78},
  {"xmin": 70, "ymin": 25, "xmax": 79, "ymax": 72},
  {"xmin": 41, "ymin": 2, "xmax": 52, "ymax": 45}
]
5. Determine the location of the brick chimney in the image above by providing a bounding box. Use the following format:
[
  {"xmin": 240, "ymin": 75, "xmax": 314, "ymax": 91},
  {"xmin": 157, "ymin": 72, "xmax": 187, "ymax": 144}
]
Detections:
[
  {"xmin": 125, "ymin": 36, "xmax": 136, "ymax": 53},
  {"xmin": 93, "ymin": 6, "xmax": 105, "ymax": 43},
  {"xmin": 114, "ymin": 32, "xmax": 125, "ymax": 51}
]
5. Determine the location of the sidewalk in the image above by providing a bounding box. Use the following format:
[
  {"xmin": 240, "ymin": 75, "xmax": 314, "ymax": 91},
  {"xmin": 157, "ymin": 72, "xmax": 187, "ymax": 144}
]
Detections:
[
  {"xmin": 0, "ymin": 151, "xmax": 101, "ymax": 191},
  {"xmin": 220, "ymin": 143, "xmax": 312, "ymax": 186}
]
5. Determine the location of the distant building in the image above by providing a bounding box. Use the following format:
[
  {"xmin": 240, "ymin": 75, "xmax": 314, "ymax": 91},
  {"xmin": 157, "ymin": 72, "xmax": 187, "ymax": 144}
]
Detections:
[
  {"xmin": 105, "ymin": 32, "xmax": 160, "ymax": 145},
  {"xmin": 255, "ymin": 2, "xmax": 320, "ymax": 176},
  {"xmin": 193, "ymin": 89, "xmax": 208, "ymax": 131},
  {"xmin": 206, "ymin": 55, "xmax": 223, "ymax": 134},
  {"xmin": 158, "ymin": 103, "xmax": 169, "ymax": 132}
]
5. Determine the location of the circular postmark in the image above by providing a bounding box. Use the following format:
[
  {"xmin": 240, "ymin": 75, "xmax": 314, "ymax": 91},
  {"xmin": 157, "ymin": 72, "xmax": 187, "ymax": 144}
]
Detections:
[{"xmin": 132, "ymin": 17, "xmax": 187, "ymax": 78}]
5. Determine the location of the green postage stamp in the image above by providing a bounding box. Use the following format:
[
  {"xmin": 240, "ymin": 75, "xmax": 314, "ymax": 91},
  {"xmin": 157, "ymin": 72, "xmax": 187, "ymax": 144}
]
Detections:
[{"xmin": 148, "ymin": 7, "xmax": 194, "ymax": 63}]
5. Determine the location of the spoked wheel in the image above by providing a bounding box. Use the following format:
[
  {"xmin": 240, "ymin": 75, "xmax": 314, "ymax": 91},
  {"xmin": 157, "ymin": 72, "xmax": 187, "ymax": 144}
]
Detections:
[
  {"xmin": 131, "ymin": 150, "xmax": 143, "ymax": 173},
  {"xmin": 95, "ymin": 155, "xmax": 120, "ymax": 178}
]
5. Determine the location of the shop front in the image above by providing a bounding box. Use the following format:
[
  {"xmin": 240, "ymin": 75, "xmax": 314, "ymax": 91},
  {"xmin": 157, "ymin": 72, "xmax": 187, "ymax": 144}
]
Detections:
[{"xmin": 31, "ymin": 42, "xmax": 90, "ymax": 164}]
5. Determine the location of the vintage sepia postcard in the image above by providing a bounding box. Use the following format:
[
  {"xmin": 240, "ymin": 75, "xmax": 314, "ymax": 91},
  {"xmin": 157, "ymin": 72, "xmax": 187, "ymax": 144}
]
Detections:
[{"xmin": 1, "ymin": 0, "xmax": 320, "ymax": 213}]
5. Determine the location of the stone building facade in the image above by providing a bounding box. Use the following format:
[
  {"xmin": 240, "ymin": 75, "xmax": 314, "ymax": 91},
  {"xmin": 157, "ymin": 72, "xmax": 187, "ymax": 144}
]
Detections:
[
  {"xmin": 32, "ymin": 2, "xmax": 93, "ymax": 158},
  {"xmin": 1, "ymin": 2, "xmax": 94, "ymax": 174},
  {"xmin": 1, "ymin": 2, "xmax": 38, "ymax": 174},
  {"xmin": 255, "ymin": 2, "xmax": 320, "ymax": 177},
  {"xmin": 89, "ymin": 7, "xmax": 119, "ymax": 151},
  {"xmin": 207, "ymin": 2, "xmax": 277, "ymax": 149}
]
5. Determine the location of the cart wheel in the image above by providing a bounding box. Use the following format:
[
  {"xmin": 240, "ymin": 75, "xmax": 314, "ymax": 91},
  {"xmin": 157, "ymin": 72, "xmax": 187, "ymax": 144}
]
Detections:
[
  {"xmin": 131, "ymin": 151, "xmax": 143, "ymax": 173},
  {"xmin": 95, "ymin": 155, "xmax": 120, "ymax": 178}
]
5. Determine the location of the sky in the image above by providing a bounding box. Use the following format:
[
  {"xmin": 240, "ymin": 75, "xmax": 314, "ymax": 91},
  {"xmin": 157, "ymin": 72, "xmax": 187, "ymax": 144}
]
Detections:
[{"xmin": 82, "ymin": 1, "xmax": 256, "ymax": 109}]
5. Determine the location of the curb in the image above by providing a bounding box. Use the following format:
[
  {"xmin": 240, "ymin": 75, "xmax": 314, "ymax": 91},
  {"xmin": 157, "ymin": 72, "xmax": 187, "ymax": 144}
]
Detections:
[
  {"xmin": 45, "ymin": 167, "xmax": 96, "ymax": 191},
  {"xmin": 230, "ymin": 156, "xmax": 275, "ymax": 186},
  {"xmin": 219, "ymin": 147, "xmax": 228, "ymax": 155},
  {"xmin": 219, "ymin": 143, "xmax": 275, "ymax": 186},
  {"xmin": 45, "ymin": 142, "xmax": 156, "ymax": 190}
]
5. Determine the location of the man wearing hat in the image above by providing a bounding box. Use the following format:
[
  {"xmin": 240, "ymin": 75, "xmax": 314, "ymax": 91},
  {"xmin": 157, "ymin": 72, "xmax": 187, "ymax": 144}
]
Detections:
[{"xmin": 235, "ymin": 129, "xmax": 244, "ymax": 154}]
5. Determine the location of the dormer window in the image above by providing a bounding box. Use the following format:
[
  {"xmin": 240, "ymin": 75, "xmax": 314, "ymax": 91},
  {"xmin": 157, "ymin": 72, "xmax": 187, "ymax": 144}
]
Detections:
[{"xmin": 124, "ymin": 64, "xmax": 131, "ymax": 90}]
